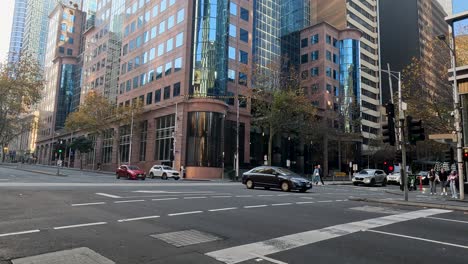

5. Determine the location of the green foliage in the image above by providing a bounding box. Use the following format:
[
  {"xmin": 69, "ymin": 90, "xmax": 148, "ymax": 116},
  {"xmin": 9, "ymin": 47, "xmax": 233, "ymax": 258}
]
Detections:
[
  {"xmin": 0, "ymin": 56, "xmax": 43, "ymax": 146},
  {"xmin": 70, "ymin": 136, "xmax": 94, "ymax": 154}
]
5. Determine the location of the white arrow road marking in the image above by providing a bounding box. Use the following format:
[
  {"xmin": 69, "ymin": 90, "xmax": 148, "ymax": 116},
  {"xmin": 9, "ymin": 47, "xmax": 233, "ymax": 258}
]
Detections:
[
  {"xmin": 205, "ymin": 209, "xmax": 451, "ymax": 264},
  {"xmin": 95, "ymin": 193, "xmax": 122, "ymax": 198}
]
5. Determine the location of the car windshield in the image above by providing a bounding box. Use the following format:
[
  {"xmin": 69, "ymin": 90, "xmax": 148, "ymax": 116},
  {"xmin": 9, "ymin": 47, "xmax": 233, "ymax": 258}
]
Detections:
[
  {"xmin": 163, "ymin": 166, "xmax": 173, "ymax": 170},
  {"xmin": 128, "ymin": 166, "xmax": 140, "ymax": 170},
  {"xmin": 358, "ymin": 170, "xmax": 370, "ymax": 174}
]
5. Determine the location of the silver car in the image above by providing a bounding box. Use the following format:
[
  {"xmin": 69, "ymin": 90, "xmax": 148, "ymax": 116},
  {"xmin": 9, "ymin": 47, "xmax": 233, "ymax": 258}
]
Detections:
[{"xmin": 352, "ymin": 169, "xmax": 387, "ymax": 186}]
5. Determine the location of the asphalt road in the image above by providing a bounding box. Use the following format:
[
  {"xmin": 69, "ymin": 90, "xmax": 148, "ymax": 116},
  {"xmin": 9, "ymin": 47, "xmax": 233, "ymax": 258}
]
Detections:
[{"xmin": 0, "ymin": 166, "xmax": 467, "ymax": 264}]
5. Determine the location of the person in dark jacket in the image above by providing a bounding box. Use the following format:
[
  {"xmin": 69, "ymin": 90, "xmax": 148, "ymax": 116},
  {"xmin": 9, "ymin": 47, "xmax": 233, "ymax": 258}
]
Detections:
[
  {"xmin": 317, "ymin": 164, "xmax": 325, "ymax": 185},
  {"xmin": 428, "ymin": 168, "xmax": 437, "ymax": 195},
  {"xmin": 439, "ymin": 168, "xmax": 448, "ymax": 196}
]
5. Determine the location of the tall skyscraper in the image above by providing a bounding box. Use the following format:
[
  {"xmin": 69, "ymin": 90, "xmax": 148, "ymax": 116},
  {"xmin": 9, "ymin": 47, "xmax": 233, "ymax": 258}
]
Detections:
[
  {"xmin": 310, "ymin": 0, "xmax": 381, "ymax": 154},
  {"xmin": 8, "ymin": 0, "xmax": 27, "ymax": 64}
]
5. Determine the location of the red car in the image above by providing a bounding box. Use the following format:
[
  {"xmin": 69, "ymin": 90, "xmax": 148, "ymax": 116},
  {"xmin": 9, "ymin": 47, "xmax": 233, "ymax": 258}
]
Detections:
[{"xmin": 116, "ymin": 165, "xmax": 146, "ymax": 180}]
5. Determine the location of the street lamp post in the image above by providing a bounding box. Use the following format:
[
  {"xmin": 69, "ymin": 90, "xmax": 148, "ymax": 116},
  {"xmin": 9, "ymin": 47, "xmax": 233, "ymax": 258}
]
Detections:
[{"xmin": 438, "ymin": 33, "xmax": 465, "ymax": 200}]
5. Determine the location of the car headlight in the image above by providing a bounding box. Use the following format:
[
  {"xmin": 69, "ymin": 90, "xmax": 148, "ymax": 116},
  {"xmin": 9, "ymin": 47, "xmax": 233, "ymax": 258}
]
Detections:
[{"xmin": 364, "ymin": 178, "xmax": 371, "ymax": 183}]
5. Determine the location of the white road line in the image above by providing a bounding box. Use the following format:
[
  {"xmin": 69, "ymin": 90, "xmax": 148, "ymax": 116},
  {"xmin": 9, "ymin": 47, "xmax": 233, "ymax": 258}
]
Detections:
[
  {"xmin": 71, "ymin": 202, "xmax": 106, "ymax": 207},
  {"xmin": 205, "ymin": 209, "xmax": 451, "ymax": 264},
  {"xmin": 183, "ymin": 196, "xmax": 207, "ymax": 199},
  {"xmin": 426, "ymin": 216, "xmax": 468, "ymax": 224},
  {"xmin": 244, "ymin": 205, "xmax": 268, "ymax": 209},
  {"xmin": 317, "ymin": 200, "xmax": 333, "ymax": 203},
  {"xmin": 236, "ymin": 195, "xmax": 253, "ymax": 197},
  {"xmin": 335, "ymin": 200, "xmax": 344, "ymax": 202},
  {"xmin": 95, "ymin": 192, "xmax": 122, "ymax": 198},
  {"xmin": 209, "ymin": 207, "xmax": 238, "ymax": 212},
  {"xmin": 168, "ymin": 211, "xmax": 203, "ymax": 216},
  {"xmin": 0, "ymin": 229, "xmax": 40, "ymax": 237},
  {"xmin": 212, "ymin": 196, "xmax": 233, "ymax": 198},
  {"xmin": 296, "ymin": 201, "xmax": 315, "ymax": 204},
  {"xmin": 250, "ymin": 254, "xmax": 288, "ymax": 264},
  {"xmin": 277, "ymin": 194, "xmax": 291, "ymax": 196},
  {"xmin": 258, "ymin": 195, "xmax": 274, "ymax": 197},
  {"xmin": 114, "ymin": 199, "xmax": 145, "ymax": 203},
  {"xmin": 152, "ymin": 198, "xmax": 179, "ymax": 201},
  {"xmin": 54, "ymin": 222, "xmax": 107, "ymax": 230},
  {"xmin": 367, "ymin": 230, "xmax": 468, "ymax": 249},
  {"xmin": 300, "ymin": 197, "xmax": 315, "ymax": 200},
  {"xmin": 271, "ymin": 203, "xmax": 292, "ymax": 206},
  {"xmin": 118, "ymin": 215, "xmax": 160, "ymax": 222}
]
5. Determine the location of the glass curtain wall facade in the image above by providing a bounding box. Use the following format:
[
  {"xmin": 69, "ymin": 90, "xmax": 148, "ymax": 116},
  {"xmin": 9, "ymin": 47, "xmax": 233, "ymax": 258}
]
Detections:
[
  {"xmin": 55, "ymin": 64, "xmax": 77, "ymax": 130},
  {"xmin": 8, "ymin": 0, "xmax": 27, "ymax": 64},
  {"xmin": 339, "ymin": 39, "xmax": 361, "ymax": 133},
  {"xmin": 191, "ymin": 0, "xmax": 229, "ymax": 97}
]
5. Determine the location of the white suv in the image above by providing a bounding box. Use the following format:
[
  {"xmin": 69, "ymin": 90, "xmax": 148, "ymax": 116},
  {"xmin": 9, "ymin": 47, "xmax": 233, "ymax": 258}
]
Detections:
[{"xmin": 149, "ymin": 165, "xmax": 180, "ymax": 180}]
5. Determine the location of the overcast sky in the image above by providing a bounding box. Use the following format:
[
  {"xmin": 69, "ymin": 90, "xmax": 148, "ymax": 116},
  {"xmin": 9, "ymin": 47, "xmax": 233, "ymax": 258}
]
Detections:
[{"xmin": 0, "ymin": 0, "xmax": 14, "ymax": 63}]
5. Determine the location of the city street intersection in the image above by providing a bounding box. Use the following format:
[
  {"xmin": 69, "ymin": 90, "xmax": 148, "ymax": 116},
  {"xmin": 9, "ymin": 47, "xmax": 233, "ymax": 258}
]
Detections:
[{"xmin": 0, "ymin": 165, "xmax": 467, "ymax": 264}]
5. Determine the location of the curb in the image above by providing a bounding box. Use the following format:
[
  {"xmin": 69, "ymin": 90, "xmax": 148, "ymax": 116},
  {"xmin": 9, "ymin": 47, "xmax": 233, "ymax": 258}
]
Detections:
[
  {"xmin": 0, "ymin": 165, "xmax": 67, "ymax": 177},
  {"xmin": 349, "ymin": 197, "xmax": 468, "ymax": 212}
]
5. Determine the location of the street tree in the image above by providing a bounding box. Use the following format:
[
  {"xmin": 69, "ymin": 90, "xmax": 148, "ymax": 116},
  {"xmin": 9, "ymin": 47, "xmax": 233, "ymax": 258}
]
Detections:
[
  {"xmin": 0, "ymin": 56, "xmax": 43, "ymax": 159},
  {"xmin": 69, "ymin": 136, "xmax": 93, "ymax": 170}
]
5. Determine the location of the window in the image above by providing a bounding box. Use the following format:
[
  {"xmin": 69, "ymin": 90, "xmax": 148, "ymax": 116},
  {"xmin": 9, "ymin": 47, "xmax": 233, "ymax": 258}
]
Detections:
[
  {"xmin": 131, "ymin": 21, "xmax": 136, "ymax": 32},
  {"xmin": 174, "ymin": 57, "xmax": 182, "ymax": 72},
  {"xmin": 151, "ymin": 26, "xmax": 157, "ymax": 39},
  {"xmin": 173, "ymin": 82, "xmax": 180, "ymax": 97},
  {"xmin": 128, "ymin": 60, "xmax": 133, "ymax": 71},
  {"xmin": 311, "ymin": 67, "xmax": 319, "ymax": 76},
  {"xmin": 153, "ymin": 5, "xmax": 158, "ymax": 17},
  {"xmin": 146, "ymin": 92, "xmax": 153, "ymax": 105},
  {"xmin": 156, "ymin": 65, "xmax": 163, "ymax": 79},
  {"xmin": 230, "ymin": 2, "xmax": 237, "ymax": 15},
  {"xmin": 163, "ymin": 86, "xmax": 170, "ymax": 99},
  {"xmin": 240, "ymin": 28, "xmax": 248, "ymax": 42},
  {"xmin": 136, "ymin": 36, "xmax": 142, "ymax": 47},
  {"xmin": 229, "ymin": 24, "xmax": 236, "ymax": 37},
  {"xmin": 301, "ymin": 70, "xmax": 308, "ymax": 79},
  {"xmin": 326, "ymin": 35, "xmax": 332, "ymax": 44},
  {"xmin": 119, "ymin": 125, "xmax": 131, "ymax": 163},
  {"xmin": 67, "ymin": 49, "xmax": 73, "ymax": 56},
  {"xmin": 158, "ymin": 43, "xmax": 164, "ymax": 56},
  {"xmin": 154, "ymin": 114, "xmax": 175, "ymax": 161},
  {"xmin": 326, "ymin": 50, "xmax": 332, "ymax": 61},
  {"xmin": 61, "ymin": 23, "xmax": 67, "ymax": 31},
  {"xmin": 133, "ymin": 76, "xmax": 139, "ymax": 89},
  {"xmin": 126, "ymin": 80, "xmax": 131, "ymax": 91},
  {"xmin": 165, "ymin": 61, "xmax": 172, "ymax": 75},
  {"xmin": 154, "ymin": 89, "xmax": 161, "ymax": 103},
  {"xmin": 159, "ymin": 21, "xmax": 166, "ymax": 34},
  {"xmin": 311, "ymin": 50, "xmax": 319, "ymax": 61},
  {"xmin": 240, "ymin": 7, "xmax": 249, "ymax": 21},
  {"xmin": 239, "ymin": 50, "xmax": 248, "ymax": 64},
  {"xmin": 177, "ymin": 9, "xmax": 184, "ymax": 23},
  {"xmin": 228, "ymin": 46, "xmax": 235, "ymax": 60},
  {"xmin": 228, "ymin": 69, "xmax": 235, "ymax": 82},
  {"xmin": 333, "ymin": 69, "xmax": 337, "ymax": 80},
  {"xmin": 59, "ymin": 47, "xmax": 65, "ymax": 53},
  {"xmin": 169, "ymin": 0, "xmax": 175, "ymax": 6},
  {"xmin": 140, "ymin": 73, "xmax": 146, "ymax": 86},
  {"xmin": 145, "ymin": 11, "xmax": 150, "ymax": 23},
  {"xmin": 144, "ymin": 31, "xmax": 149, "ymax": 43},
  {"xmin": 143, "ymin": 52, "xmax": 148, "ymax": 64},
  {"xmin": 120, "ymin": 83, "xmax": 125, "ymax": 94},
  {"xmin": 139, "ymin": 121, "xmax": 148, "ymax": 161},
  {"xmin": 148, "ymin": 70, "xmax": 155, "ymax": 82},
  {"xmin": 138, "ymin": 15, "xmax": 143, "ymax": 28},
  {"xmin": 134, "ymin": 56, "xmax": 140, "ymax": 68},
  {"xmin": 166, "ymin": 38, "xmax": 173, "ymax": 52},
  {"xmin": 60, "ymin": 35, "xmax": 65, "ymax": 41},
  {"xmin": 123, "ymin": 44, "xmax": 128, "ymax": 55},
  {"xmin": 326, "ymin": 67, "xmax": 332, "ymax": 77},
  {"xmin": 168, "ymin": 15, "xmax": 175, "ymax": 29},
  {"xmin": 301, "ymin": 54, "xmax": 308, "ymax": 64},
  {"xmin": 333, "ymin": 53, "xmax": 337, "ymax": 63},
  {"xmin": 326, "ymin": 84, "xmax": 332, "ymax": 93},
  {"xmin": 238, "ymin": 72, "xmax": 247, "ymax": 86},
  {"xmin": 176, "ymin": 32, "xmax": 183, "ymax": 47},
  {"xmin": 301, "ymin": 38, "xmax": 308, "ymax": 48},
  {"xmin": 101, "ymin": 129, "xmax": 114, "ymax": 164},
  {"xmin": 311, "ymin": 34, "xmax": 319, "ymax": 44},
  {"xmin": 160, "ymin": 0, "xmax": 167, "ymax": 12}
]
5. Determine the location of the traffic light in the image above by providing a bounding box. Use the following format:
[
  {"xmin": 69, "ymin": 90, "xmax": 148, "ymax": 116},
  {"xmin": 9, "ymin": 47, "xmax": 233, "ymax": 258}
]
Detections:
[
  {"xmin": 406, "ymin": 116, "xmax": 425, "ymax": 145},
  {"xmin": 395, "ymin": 150, "xmax": 403, "ymax": 163},
  {"xmin": 444, "ymin": 148, "xmax": 454, "ymax": 163},
  {"xmin": 383, "ymin": 161, "xmax": 394, "ymax": 174},
  {"xmin": 463, "ymin": 148, "xmax": 468, "ymax": 161},
  {"xmin": 382, "ymin": 103, "xmax": 396, "ymax": 146}
]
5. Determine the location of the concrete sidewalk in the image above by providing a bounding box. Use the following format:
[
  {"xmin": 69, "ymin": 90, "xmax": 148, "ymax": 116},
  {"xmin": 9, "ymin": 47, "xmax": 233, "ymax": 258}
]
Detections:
[{"xmin": 0, "ymin": 163, "xmax": 114, "ymax": 177}]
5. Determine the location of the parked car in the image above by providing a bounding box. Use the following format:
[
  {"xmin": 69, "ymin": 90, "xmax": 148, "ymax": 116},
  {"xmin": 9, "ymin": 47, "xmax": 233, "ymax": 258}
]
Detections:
[
  {"xmin": 386, "ymin": 172, "xmax": 401, "ymax": 185},
  {"xmin": 416, "ymin": 171, "xmax": 429, "ymax": 185},
  {"xmin": 242, "ymin": 166, "xmax": 312, "ymax": 192},
  {"xmin": 149, "ymin": 165, "xmax": 180, "ymax": 180},
  {"xmin": 116, "ymin": 165, "xmax": 146, "ymax": 180},
  {"xmin": 352, "ymin": 169, "xmax": 387, "ymax": 186}
]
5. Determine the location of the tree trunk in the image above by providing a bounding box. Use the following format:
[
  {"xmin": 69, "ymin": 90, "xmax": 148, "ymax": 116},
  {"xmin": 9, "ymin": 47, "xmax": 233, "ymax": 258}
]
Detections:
[
  {"xmin": 338, "ymin": 137, "xmax": 342, "ymax": 171},
  {"xmin": 268, "ymin": 126, "xmax": 274, "ymax": 166},
  {"xmin": 323, "ymin": 134, "xmax": 328, "ymax": 178},
  {"xmin": 80, "ymin": 152, "xmax": 83, "ymax": 170}
]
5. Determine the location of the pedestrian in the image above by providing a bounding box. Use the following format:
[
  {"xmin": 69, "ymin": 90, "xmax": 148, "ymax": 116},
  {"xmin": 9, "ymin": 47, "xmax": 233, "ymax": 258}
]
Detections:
[
  {"xmin": 439, "ymin": 168, "xmax": 449, "ymax": 196},
  {"xmin": 318, "ymin": 164, "xmax": 325, "ymax": 185},
  {"xmin": 428, "ymin": 168, "xmax": 437, "ymax": 195},
  {"xmin": 448, "ymin": 170, "xmax": 458, "ymax": 199},
  {"xmin": 312, "ymin": 165, "xmax": 320, "ymax": 185}
]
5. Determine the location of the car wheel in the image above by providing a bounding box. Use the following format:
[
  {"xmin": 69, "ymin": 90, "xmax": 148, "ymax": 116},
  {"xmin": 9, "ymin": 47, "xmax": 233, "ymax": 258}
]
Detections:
[
  {"xmin": 149, "ymin": 172, "xmax": 154, "ymax": 179},
  {"xmin": 116, "ymin": 173, "xmax": 120, "ymax": 179},
  {"xmin": 299, "ymin": 188, "xmax": 307, "ymax": 193},
  {"xmin": 281, "ymin": 181, "xmax": 291, "ymax": 192},
  {"xmin": 162, "ymin": 173, "xmax": 168, "ymax": 180},
  {"xmin": 382, "ymin": 178, "xmax": 387, "ymax": 187},
  {"xmin": 141, "ymin": 177, "xmax": 146, "ymax": 181},
  {"xmin": 174, "ymin": 177, "xmax": 180, "ymax": 180},
  {"xmin": 369, "ymin": 179, "xmax": 376, "ymax": 187},
  {"xmin": 353, "ymin": 182, "xmax": 359, "ymax": 186},
  {"xmin": 246, "ymin": 179, "xmax": 254, "ymax": 189}
]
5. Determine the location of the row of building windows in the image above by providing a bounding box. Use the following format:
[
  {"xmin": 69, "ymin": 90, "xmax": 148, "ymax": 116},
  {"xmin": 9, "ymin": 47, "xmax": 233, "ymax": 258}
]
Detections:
[
  {"xmin": 125, "ymin": 0, "xmax": 177, "ymax": 22},
  {"xmin": 228, "ymin": 46, "xmax": 249, "ymax": 64},
  {"xmin": 58, "ymin": 47, "xmax": 73, "ymax": 56},
  {"xmin": 228, "ymin": 69, "xmax": 248, "ymax": 86},
  {"xmin": 120, "ymin": 57, "xmax": 183, "ymax": 94},
  {"xmin": 228, "ymin": 24, "xmax": 249, "ymax": 43},
  {"xmin": 301, "ymin": 34, "xmax": 339, "ymax": 48},
  {"xmin": 230, "ymin": 2, "xmax": 250, "ymax": 21}
]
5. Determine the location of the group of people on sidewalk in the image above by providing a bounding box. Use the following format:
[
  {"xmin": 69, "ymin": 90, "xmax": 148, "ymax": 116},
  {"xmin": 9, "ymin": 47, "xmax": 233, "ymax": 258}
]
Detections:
[
  {"xmin": 428, "ymin": 168, "xmax": 459, "ymax": 198},
  {"xmin": 311, "ymin": 164, "xmax": 325, "ymax": 185}
]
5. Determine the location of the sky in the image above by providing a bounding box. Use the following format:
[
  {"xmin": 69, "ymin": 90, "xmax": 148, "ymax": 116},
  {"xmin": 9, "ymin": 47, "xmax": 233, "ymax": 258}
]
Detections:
[
  {"xmin": 0, "ymin": 0, "xmax": 14, "ymax": 63},
  {"xmin": 453, "ymin": 0, "xmax": 468, "ymax": 13}
]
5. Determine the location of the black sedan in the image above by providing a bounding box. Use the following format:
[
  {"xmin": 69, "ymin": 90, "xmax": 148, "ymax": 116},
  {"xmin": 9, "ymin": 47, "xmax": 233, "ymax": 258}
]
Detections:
[{"xmin": 242, "ymin": 166, "xmax": 312, "ymax": 192}]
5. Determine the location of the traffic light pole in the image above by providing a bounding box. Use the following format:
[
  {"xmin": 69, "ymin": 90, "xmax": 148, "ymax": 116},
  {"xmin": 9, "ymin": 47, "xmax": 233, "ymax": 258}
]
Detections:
[{"xmin": 398, "ymin": 72, "xmax": 409, "ymax": 201}]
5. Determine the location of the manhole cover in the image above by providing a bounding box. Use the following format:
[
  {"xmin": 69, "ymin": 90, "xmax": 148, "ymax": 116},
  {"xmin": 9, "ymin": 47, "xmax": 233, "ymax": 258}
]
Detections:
[
  {"xmin": 12, "ymin": 247, "xmax": 114, "ymax": 264},
  {"xmin": 151, "ymin": 229, "xmax": 221, "ymax": 247}
]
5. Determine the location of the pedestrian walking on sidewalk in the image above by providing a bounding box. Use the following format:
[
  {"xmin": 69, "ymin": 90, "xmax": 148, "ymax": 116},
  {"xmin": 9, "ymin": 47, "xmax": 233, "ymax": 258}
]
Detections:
[
  {"xmin": 312, "ymin": 165, "xmax": 320, "ymax": 185},
  {"xmin": 439, "ymin": 168, "xmax": 449, "ymax": 196},
  {"xmin": 429, "ymin": 168, "xmax": 437, "ymax": 195},
  {"xmin": 318, "ymin": 164, "xmax": 325, "ymax": 185},
  {"xmin": 448, "ymin": 170, "xmax": 458, "ymax": 199}
]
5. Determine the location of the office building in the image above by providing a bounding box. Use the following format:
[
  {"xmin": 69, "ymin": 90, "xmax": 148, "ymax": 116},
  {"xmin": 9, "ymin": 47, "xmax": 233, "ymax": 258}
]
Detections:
[{"xmin": 8, "ymin": 0, "xmax": 27, "ymax": 64}]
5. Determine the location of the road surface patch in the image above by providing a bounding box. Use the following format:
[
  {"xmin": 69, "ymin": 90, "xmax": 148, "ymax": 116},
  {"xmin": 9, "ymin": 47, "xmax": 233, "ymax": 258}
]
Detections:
[
  {"xmin": 151, "ymin": 229, "xmax": 221, "ymax": 247},
  {"xmin": 11, "ymin": 247, "xmax": 115, "ymax": 264}
]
